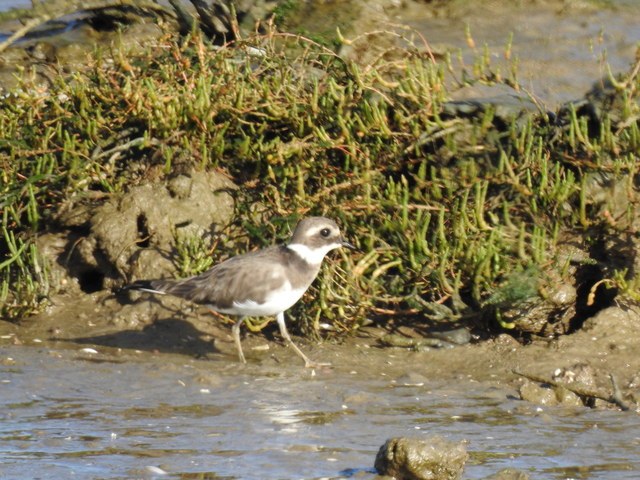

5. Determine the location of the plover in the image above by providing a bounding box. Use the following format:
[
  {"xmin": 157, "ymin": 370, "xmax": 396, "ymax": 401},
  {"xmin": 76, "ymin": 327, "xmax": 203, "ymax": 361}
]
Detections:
[{"xmin": 125, "ymin": 216, "xmax": 354, "ymax": 366}]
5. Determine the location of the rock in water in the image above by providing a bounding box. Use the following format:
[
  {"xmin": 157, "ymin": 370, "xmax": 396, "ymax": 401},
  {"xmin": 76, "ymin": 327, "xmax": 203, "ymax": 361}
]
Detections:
[{"xmin": 374, "ymin": 436, "xmax": 468, "ymax": 480}]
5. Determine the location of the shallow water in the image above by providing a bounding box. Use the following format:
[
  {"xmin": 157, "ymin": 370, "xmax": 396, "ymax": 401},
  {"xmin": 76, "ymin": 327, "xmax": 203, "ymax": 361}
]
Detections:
[
  {"xmin": 1, "ymin": 345, "xmax": 639, "ymax": 479},
  {"xmin": 0, "ymin": 0, "xmax": 30, "ymax": 13}
]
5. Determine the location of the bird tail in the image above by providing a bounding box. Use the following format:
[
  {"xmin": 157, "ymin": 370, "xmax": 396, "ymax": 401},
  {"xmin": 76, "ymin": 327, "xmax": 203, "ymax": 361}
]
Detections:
[
  {"xmin": 123, "ymin": 279, "xmax": 174, "ymax": 295},
  {"xmin": 122, "ymin": 275, "xmax": 211, "ymax": 303}
]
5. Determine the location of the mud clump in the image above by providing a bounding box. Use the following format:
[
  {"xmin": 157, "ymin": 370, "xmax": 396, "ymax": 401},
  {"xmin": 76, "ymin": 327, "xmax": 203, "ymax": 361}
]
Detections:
[
  {"xmin": 515, "ymin": 305, "xmax": 640, "ymax": 411},
  {"xmin": 375, "ymin": 436, "xmax": 468, "ymax": 480},
  {"xmin": 49, "ymin": 170, "xmax": 235, "ymax": 294},
  {"xmin": 483, "ymin": 468, "xmax": 531, "ymax": 480}
]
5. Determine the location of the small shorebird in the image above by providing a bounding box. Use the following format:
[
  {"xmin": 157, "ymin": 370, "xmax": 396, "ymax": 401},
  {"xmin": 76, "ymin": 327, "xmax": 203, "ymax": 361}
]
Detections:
[{"xmin": 125, "ymin": 217, "xmax": 354, "ymax": 366}]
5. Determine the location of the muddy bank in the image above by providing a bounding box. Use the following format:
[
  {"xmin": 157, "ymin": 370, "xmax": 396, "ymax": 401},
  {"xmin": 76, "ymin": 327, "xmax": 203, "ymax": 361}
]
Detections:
[{"xmin": 2, "ymin": 283, "xmax": 639, "ymax": 410}]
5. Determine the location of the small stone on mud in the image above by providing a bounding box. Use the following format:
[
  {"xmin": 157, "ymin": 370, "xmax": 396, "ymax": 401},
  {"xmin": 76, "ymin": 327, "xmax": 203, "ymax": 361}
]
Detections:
[
  {"xmin": 483, "ymin": 467, "xmax": 531, "ymax": 479},
  {"xmin": 491, "ymin": 334, "xmax": 520, "ymax": 349},
  {"xmin": 519, "ymin": 381, "xmax": 558, "ymax": 406},
  {"xmin": 553, "ymin": 386, "xmax": 583, "ymax": 407},
  {"xmin": 251, "ymin": 344, "xmax": 271, "ymax": 351},
  {"xmin": 0, "ymin": 357, "xmax": 16, "ymax": 366},
  {"xmin": 193, "ymin": 373, "xmax": 223, "ymax": 387},
  {"xmin": 395, "ymin": 372, "xmax": 429, "ymax": 387},
  {"xmin": 143, "ymin": 465, "xmax": 168, "ymax": 476},
  {"xmin": 548, "ymin": 283, "xmax": 577, "ymax": 306},
  {"xmin": 430, "ymin": 328, "xmax": 472, "ymax": 345},
  {"xmin": 48, "ymin": 327, "xmax": 62, "ymax": 337}
]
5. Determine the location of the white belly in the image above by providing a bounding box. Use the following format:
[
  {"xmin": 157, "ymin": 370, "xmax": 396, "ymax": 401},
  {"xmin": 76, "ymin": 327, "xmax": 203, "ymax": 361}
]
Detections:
[{"xmin": 215, "ymin": 285, "xmax": 308, "ymax": 317}]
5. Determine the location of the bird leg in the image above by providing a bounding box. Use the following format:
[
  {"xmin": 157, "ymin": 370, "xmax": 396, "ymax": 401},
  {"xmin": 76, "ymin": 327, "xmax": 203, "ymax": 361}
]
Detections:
[
  {"xmin": 232, "ymin": 316, "xmax": 247, "ymax": 364},
  {"xmin": 275, "ymin": 312, "xmax": 329, "ymax": 368}
]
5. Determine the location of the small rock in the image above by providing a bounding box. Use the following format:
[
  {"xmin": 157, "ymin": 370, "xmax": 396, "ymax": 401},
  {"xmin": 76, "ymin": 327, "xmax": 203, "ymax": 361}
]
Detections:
[
  {"xmin": 552, "ymin": 363, "xmax": 597, "ymax": 389},
  {"xmin": 374, "ymin": 436, "xmax": 468, "ymax": 480},
  {"xmin": 548, "ymin": 283, "xmax": 576, "ymax": 306},
  {"xmin": 395, "ymin": 372, "xmax": 428, "ymax": 387},
  {"xmin": 483, "ymin": 467, "xmax": 531, "ymax": 479},
  {"xmin": 0, "ymin": 357, "xmax": 16, "ymax": 366},
  {"xmin": 143, "ymin": 465, "xmax": 168, "ymax": 476},
  {"xmin": 430, "ymin": 328, "xmax": 471, "ymax": 345},
  {"xmin": 553, "ymin": 386, "xmax": 583, "ymax": 407},
  {"xmin": 518, "ymin": 380, "xmax": 557, "ymax": 406},
  {"xmin": 27, "ymin": 41, "xmax": 57, "ymax": 62}
]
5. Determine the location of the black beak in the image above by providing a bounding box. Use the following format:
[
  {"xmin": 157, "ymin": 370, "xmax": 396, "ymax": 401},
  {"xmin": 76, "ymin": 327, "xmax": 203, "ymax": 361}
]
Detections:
[{"xmin": 341, "ymin": 239, "xmax": 357, "ymax": 251}]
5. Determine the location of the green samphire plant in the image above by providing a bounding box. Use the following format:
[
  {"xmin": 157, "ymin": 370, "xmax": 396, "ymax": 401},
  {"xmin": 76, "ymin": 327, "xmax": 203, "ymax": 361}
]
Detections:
[{"xmin": 2, "ymin": 24, "xmax": 639, "ymax": 338}]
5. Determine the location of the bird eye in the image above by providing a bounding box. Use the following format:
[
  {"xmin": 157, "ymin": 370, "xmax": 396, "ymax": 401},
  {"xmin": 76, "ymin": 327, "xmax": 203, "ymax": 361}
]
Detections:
[{"xmin": 320, "ymin": 228, "xmax": 331, "ymax": 237}]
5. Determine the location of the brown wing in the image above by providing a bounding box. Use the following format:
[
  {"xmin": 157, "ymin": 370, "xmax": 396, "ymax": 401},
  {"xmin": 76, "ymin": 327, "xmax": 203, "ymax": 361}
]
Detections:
[{"xmin": 151, "ymin": 247, "xmax": 290, "ymax": 308}]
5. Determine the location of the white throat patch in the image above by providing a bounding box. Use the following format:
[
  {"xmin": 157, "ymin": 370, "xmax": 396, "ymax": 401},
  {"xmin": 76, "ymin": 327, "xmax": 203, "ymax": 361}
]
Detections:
[{"xmin": 287, "ymin": 242, "xmax": 340, "ymax": 265}]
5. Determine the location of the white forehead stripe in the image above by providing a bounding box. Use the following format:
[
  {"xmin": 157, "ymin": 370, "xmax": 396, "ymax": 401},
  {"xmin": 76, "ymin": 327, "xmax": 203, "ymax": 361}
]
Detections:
[
  {"xmin": 302, "ymin": 224, "xmax": 333, "ymax": 237},
  {"xmin": 287, "ymin": 242, "xmax": 341, "ymax": 265}
]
